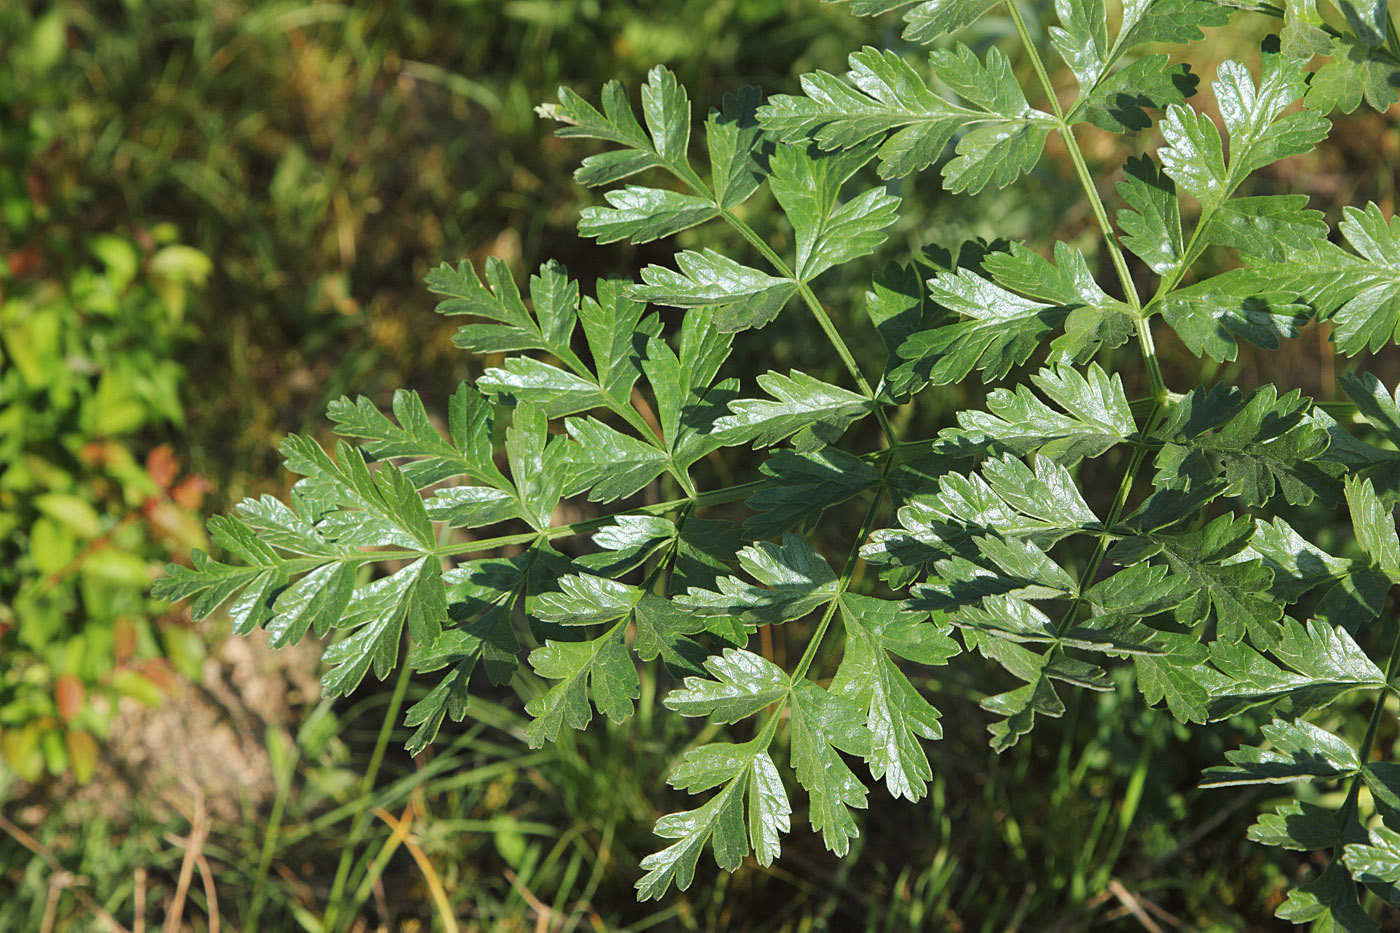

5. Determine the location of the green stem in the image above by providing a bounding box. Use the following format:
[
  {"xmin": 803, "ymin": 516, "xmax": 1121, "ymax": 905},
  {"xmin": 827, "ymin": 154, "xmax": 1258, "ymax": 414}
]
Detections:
[
  {"xmin": 1337, "ymin": 625, "xmax": 1400, "ymax": 838},
  {"xmin": 245, "ymin": 724, "xmax": 303, "ymax": 930},
  {"xmin": 1056, "ymin": 402, "xmax": 1164, "ymax": 634},
  {"xmin": 792, "ymin": 453, "xmax": 898, "ymax": 683},
  {"xmin": 739, "ymin": 450, "xmax": 897, "ymax": 772},
  {"xmin": 323, "ymin": 654, "xmax": 415, "ymax": 933},
  {"xmin": 720, "ymin": 210, "xmax": 900, "ymax": 447},
  {"xmin": 1004, "ymin": 0, "xmax": 1166, "ymax": 402}
]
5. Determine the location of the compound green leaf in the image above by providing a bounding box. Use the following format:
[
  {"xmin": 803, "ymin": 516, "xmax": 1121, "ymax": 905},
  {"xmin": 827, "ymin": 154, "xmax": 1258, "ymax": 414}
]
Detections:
[
  {"xmin": 1156, "ymin": 515, "xmax": 1284, "ymax": 644},
  {"xmin": 1201, "ymin": 718, "xmax": 1361, "ymax": 786},
  {"xmin": 1159, "ymin": 269, "xmax": 1311, "ymax": 363},
  {"xmin": 757, "ymin": 47, "xmax": 969, "ymax": 179},
  {"xmin": 579, "ymin": 186, "xmax": 719, "ymax": 245},
  {"xmin": 532, "ymin": 574, "xmax": 643, "ymax": 626},
  {"xmin": 578, "ymin": 280, "xmax": 658, "ymax": 408},
  {"xmin": 707, "ymin": 86, "xmax": 769, "ymax": 209},
  {"xmin": 637, "ymin": 740, "xmax": 790, "ymax": 899},
  {"xmin": 768, "ymin": 140, "xmax": 899, "ymax": 280},
  {"xmin": 827, "ymin": 0, "xmax": 1004, "ymax": 43},
  {"xmin": 1116, "ymin": 0, "xmax": 1234, "ymax": 51},
  {"xmin": 321, "ymin": 557, "xmax": 448, "ymax": 697},
  {"xmin": 1200, "ymin": 194, "xmax": 1327, "ymax": 261},
  {"xmin": 153, "ymin": 547, "xmax": 286, "ymax": 636},
  {"xmin": 1346, "ymin": 476, "xmax": 1400, "ymax": 577},
  {"xmin": 1159, "ymin": 49, "xmax": 1329, "ymax": 209},
  {"xmin": 563, "ymin": 417, "xmax": 670, "ymax": 502},
  {"xmin": 744, "ymin": 447, "xmax": 882, "ymax": 538},
  {"xmin": 505, "ymin": 403, "xmax": 568, "ymax": 530},
  {"xmin": 631, "ymin": 593, "xmax": 709, "ymax": 679},
  {"xmin": 663, "ymin": 647, "xmax": 791, "ymax": 724},
  {"xmin": 547, "ymin": 66, "xmax": 706, "ymax": 192},
  {"xmin": 635, "ymin": 249, "xmax": 798, "ymax": 332},
  {"xmin": 328, "ymin": 385, "xmax": 506, "ymax": 488},
  {"xmin": 266, "ymin": 560, "xmax": 355, "ymax": 647},
  {"xmin": 1117, "ymin": 155, "xmax": 1184, "ymax": 274},
  {"xmin": 1248, "ymin": 516, "xmax": 1349, "ymax": 600},
  {"xmin": 1346, "ymin": 826, "xmax": 1400, "ymax": 884},
  {"xmin": 789, "ymin": 680, "xmax": 871, "ymax": 856},
  {"xmin": 1207, "ymin": 617, "xmax": 1384, "ymax": 719},
  {"xmin": 1133, "ymin": 629, "xmax": 1217, "ymax": 723},
  {"xmin": 1308, "ymin": 34, "xmax": 1400, "ymax": 113},
  {"xmin": 404, "ymin": 628, "xmax": 484, "ymax": 754},
  {"xmin": 895, "ymin": 267, "xmax": 1065, "ymax": 385},
  {"xmin": 1157, "ymin": 384, "xmax": 1336, "ymax": 506},
  {"xmin": 1275, "ymin": 861, "xmax": 1379, "ymax": 932},
  {"xmin": 280, "ymin": 437, "xmax": 437, "ymax": 551},
  {"xmin": 833, "ymin": 594, "xmax": 955, "ymax": 799},
  {"xmin": 1069, "ymin": 55, "xmax": 1197, "ymax": 132},
  {"xmin": 477, "ymin": 357, "xmax": 609, "ymax": 419},
  {"xmin": 424, "ymin": 485, "xmax": 520, "ymax": 529},
  {"xmin": 714, "ymin": 370, "xmax": 874, "ymax": 451},
  {"xmin": 429, "ymin": 259, "xmax": 578, "ymax": 356},
  {"xmin": 677, "ymin": 533, "xmax": 840, "ymax": 626},
  {"xmin": 525, "ymin": 626, "xmax": 640, "ymax": 746},
  {"xmin": 1318, "ymin": 205, "xmax": 1400, "ymax": 354},
  {"xmin": 932, "ymin": 45, "xmax": 1052, "ymax": 193}
]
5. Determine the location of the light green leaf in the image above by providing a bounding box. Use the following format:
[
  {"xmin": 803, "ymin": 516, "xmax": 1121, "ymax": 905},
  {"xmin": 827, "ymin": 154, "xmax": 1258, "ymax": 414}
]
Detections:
[
  {"xmin": 505, "ymin": 403, "xmax": 568, "ymax": 530},
  {"xmin": 525, "ymin": 626, "xmax": 640, "ymax": 746},
  {"xmin": 1201, "ymin": 718, "xmax": 1361, "ymax": 786},
  {"xmin": 1116, "ymin": 155, "xmax": 1183, "ymax": 274},
  {"xmin": 1207, "ymin": 617, "xmax": 1385, "ymax": 719},
  {"xmin": 1159, "ymin": 269, "xmax": 1311, "ymax": 363},
  {"xmin": 768, "ymin": 141, "xmax": 900, "ymax": 281},
  {"xmin": 789, "ymin": 681, "xmax": 870, "ymax": 856},
  {"xmin": 634, "ymin": 249, "xmax": 798, "ymax": 332},
  {"xmin": 563, "ymin": 417, "xmax": 670, "ymax": 502},
  {"xmin": 1345, "ymin": 825, "xmax": 1400, "ymax": 885},
  {"xmin": 267, "ymin": 561, "xmax": 355, "ymax": 647},
  {"xmin": 677, "ymin": 533, "xmax": 840, "ymax": 626},
  {"xmin": 757, "ymin": 47, "xmax": 968, "ymax": 179},
  {"xmin": 321, "ymin": 558, "xmax": 448, "ymax": 697},
  {"xmin": 477, "ymin": 357, "xmax": 609, "ymax": 419},
  {"xmin": 707, "ymin": 86, "xmax": 769, "ymax": 209},
  {"xmin": 328, "ymin": 384, "xmax": 507, "ymax": 488},
  {"xmin": 579, "ymin": 186, "xmax": 719, "ymax": 245},
  {"xmin": 532, "ymin": 574, "xmax": 643, "ymax": 626},
  {"xmin": 1307, "ymin": 34, "xmax": 1400, "ymax": 114},
  {"xmin": 895, "ymin": 266, "xmax": 1065, "ymax": 385},
  {"xmin": 981, "ymin": 362, "xmax": 1138, "ymax": 464},
  {"xmin": 1346, "ymin": 476, "xmax": 1400, "ymax": 576},
  {"xmin": 833, "ymin": 594, "xmax": 955, "ymax": 799},
  {"xmin": 1159, "ymin": 50, "xmax": 1330, "ymax": 209},
  {"xmin": 637, "ymin": 740, "xmax": 790, "ymax": 899},
  {"xmin": 745, "ymin": 447, "xmax": 882, "ymax": 538},
  {"xmin": 664, "ymin": 647, "xmax": 791, "ymax": 724},
  {"xmin": 578, "ymin": 279, "xmax": 658, "ymax": 408},
  {"xmin": 429, "ymin": 259, "xmax": 577, "ymax": 356},
  {"xmin": 714, "ymin": 370, "xmax": 874, "ymax": 451}
]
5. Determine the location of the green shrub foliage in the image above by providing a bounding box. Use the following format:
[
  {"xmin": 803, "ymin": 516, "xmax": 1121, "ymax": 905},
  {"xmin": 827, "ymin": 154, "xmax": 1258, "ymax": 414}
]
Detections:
[{"xmin": 159, "ymin": 0, "xmax": 1400, "ymax": 922}]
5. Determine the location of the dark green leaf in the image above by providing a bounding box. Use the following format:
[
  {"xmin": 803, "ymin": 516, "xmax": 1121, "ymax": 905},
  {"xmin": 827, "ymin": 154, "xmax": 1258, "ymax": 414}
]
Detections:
[{"xmin": 745, "ymin": 447, "xmax": 881, "ymax": 538}]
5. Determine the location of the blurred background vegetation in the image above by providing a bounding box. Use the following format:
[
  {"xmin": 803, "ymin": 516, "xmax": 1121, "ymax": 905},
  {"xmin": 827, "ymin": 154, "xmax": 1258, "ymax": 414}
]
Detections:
[{"xmin": 0, "ymin": 0, "xmax": 1396, "ymax": 930}]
